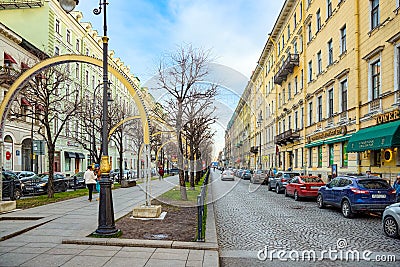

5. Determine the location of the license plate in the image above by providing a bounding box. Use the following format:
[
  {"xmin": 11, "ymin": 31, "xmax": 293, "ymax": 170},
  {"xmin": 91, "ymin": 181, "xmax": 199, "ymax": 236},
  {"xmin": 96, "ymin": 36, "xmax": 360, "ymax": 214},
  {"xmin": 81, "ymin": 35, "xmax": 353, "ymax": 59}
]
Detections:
[
  {"xmin": 372, "ymin": 194, "xmax": 386, "ymax": 199},
  {"xmin": 311, "ymin": 186, "xmax": 320, "ymax": 189}
]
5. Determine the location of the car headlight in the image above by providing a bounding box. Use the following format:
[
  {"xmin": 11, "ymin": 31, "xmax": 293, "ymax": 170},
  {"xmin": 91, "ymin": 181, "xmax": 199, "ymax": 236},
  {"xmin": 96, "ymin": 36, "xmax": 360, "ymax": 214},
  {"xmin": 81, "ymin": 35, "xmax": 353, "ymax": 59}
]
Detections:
[{"xmin": 39, "ymin": 183, "xmax": 46, "ymax": 187}]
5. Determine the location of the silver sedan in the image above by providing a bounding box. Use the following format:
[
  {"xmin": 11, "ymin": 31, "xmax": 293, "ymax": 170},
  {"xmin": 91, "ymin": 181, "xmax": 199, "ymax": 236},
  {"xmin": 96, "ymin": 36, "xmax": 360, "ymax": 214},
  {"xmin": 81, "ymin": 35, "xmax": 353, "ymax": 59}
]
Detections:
[
  {"xmin": 382, "ymin": 202, "xmax": 400, "ymax": 238},
  {"xmin": 221, "ymin": 170, "xmax": 235, "ymax": 181}
]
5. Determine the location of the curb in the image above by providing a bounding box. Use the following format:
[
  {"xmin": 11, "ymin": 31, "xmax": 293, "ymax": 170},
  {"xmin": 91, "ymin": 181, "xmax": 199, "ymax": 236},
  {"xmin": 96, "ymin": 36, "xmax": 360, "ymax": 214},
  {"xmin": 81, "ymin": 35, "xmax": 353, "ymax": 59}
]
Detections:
[{"xmin": 62, "ymin": 238, "xmax": 218, "ymax": 251}]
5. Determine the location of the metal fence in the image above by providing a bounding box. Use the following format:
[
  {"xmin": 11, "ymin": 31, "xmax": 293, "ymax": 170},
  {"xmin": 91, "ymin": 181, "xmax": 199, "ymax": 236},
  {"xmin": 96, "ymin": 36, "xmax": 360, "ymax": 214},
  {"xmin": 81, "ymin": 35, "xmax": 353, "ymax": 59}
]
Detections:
[{"xmin": 197, "ymin": 170, "xmax": 210, "ymax": 242}]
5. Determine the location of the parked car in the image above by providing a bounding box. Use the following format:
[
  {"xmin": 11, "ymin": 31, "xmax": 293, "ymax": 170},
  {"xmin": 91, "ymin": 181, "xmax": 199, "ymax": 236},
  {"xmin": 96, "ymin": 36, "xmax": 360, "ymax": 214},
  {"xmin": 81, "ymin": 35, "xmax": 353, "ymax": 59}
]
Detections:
[
  {"xmin": 33, "ymin": 173, "xmax": 68, "ymax": 194},
  {"xmin": 19, "ymin": 175, "xmax": 41, "ymax": 195},
  {"xmin": 169, "ymin": 168, "xmax": 180, "ymax": 176},
  {"xmin": 2, "ymin": 171, "xmax": 22, "ymax": 200},
  {"xmin": 221, "ymin": 170, "xmax": 235, "ymax": 181},
  {"xmin": 317, "ymin": 175, "xmax": 397, "ymax": 218},
  {"xmin": 114, "ymin": 170, "xmax": 131, "ymax": 180},
  {"xmin": 68, "ymin": 171, "xmax": 85, "ymax": 189},
  {"xmin": 241, "ymin": 170, "xmax": 252, "ymax": 180},
  {"xmin": 14, "ymin": 171, "xmax": 36, "ymax": 180},
  {"xmin": 382, "ymin": 203, "xmax": 400, "ymax": 238},
  {"xmin": 251, "ymin": 170, "xmax": 268, "ymax": 184},
  {"xmin": 268, "ymin": 171, "xmax": 300, "ymax": 193},
  {"xmin": 285, "ymin": 176, "xmax": 325, "ymax": 201},
  {"xmin": 109, "ymin": 169, "xmax": 120, "ymax": 179}
]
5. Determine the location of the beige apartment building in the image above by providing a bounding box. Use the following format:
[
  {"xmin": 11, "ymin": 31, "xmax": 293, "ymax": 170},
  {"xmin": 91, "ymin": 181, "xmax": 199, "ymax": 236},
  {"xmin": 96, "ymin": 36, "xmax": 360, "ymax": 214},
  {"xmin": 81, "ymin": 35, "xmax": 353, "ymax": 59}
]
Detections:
[{"xmin": 225, "ymin": 0, "xmax": 400, "ymax": 183}]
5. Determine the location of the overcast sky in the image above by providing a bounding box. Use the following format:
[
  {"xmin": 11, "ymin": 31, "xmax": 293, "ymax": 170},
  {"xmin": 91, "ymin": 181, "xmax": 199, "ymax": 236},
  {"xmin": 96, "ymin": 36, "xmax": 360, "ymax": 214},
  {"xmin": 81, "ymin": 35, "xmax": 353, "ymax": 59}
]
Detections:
[{"xmin": 75, "ymin": 0, "xmax": 284, "ymax": 159}]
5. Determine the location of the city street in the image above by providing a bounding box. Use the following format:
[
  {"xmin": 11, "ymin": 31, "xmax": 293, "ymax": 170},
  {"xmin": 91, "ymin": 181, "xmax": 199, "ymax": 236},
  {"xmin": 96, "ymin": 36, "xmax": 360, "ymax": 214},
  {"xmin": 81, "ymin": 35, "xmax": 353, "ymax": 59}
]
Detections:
[{"xmin": 210, "ymin": 172, "xmax": 400, "ymax": 266}]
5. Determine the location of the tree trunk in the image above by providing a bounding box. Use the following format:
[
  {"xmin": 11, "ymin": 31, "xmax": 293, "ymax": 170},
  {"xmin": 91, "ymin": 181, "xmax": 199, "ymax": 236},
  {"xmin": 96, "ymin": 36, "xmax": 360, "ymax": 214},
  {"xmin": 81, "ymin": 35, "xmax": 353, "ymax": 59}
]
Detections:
[
  {"xmin": 177, "ymin": 102, "xmax": 187, "ymax": 200},
  {"xmin": 47, "ymin": 145, "xmax": 55, "ymax": 198},
  {"xmin": 189, "ymin": 143, "xmax": 195, "ymax": 189}
]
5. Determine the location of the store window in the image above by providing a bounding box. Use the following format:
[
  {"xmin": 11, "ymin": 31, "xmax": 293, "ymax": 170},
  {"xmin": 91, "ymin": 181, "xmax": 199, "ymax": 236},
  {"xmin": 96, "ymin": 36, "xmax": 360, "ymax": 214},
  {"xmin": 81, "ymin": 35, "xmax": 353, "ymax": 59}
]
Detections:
[
  {"xmin": 341, "ymin": 141, "xmax": 348, "ymax": 167},
  {"xmin": 329, "ymin": 144, "xmax": 334, "ymax": 166},
  {"xmin": 65, "ymin": 157, "xmax": 71, "ymax": 171},
  {"xmin": 308, "ymin": 148, "xmax": 313, "ymax": 168},
  {"xmin": 318, "ymin": 146, "xmax": 323, "ymax": 167},
  {"xmin": 371, "ymin": 0, "xmax": 380, "ymax": 30}
]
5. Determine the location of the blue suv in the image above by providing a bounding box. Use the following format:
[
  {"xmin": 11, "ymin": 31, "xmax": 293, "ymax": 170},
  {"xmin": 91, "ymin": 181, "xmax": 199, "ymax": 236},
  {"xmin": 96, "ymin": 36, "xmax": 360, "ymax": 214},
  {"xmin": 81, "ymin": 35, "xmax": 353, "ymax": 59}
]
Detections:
[{"xmin": 317, "ymin": 175, "xmax": 397, "ymax": 218}]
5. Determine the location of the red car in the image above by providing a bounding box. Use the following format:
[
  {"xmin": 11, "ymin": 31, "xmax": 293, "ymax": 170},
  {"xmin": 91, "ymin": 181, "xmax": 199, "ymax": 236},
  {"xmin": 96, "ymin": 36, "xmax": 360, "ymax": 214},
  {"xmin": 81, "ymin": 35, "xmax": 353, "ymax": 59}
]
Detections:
[{"xmin": 285, "ymin": 176, "xmax": 325, "ymax": 201}]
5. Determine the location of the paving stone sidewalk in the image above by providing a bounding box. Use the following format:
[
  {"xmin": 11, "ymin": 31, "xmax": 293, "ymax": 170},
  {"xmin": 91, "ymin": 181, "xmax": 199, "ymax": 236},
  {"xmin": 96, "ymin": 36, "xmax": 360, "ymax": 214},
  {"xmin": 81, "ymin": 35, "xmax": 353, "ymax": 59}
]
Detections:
[{"xmin": 0, "ymin": 176, "xmax": 219, "ymax": 267}]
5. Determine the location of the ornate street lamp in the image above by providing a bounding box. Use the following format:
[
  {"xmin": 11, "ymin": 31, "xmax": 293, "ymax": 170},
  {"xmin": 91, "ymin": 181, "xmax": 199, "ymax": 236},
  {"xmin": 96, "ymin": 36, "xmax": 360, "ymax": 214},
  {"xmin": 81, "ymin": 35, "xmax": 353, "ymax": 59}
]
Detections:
[{"xmin": 60, "ymin": 0, "xmax": 119, "ymax": 236}]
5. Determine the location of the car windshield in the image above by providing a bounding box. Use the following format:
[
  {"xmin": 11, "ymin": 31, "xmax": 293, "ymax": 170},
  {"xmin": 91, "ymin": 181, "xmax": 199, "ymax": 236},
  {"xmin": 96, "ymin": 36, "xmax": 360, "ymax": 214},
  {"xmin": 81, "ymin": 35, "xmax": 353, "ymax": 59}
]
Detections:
[
  {"xmin": 302, "ymin": 177, "xmax": 323, "ymax": 183},
  {"xmin": 357, "ymin": 179, "xmax": 391, "ymax": 189},
  {"xmin": 283, "ymin": 173, "xmax": 300, "ymax": 178}
]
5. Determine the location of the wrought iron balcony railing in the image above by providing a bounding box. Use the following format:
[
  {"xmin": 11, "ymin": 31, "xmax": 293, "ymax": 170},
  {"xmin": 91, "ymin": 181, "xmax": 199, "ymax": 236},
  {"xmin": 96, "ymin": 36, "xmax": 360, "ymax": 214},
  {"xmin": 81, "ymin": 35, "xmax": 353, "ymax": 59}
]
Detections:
[{"xmin": 274, "ymin": 54, "xmax": 299, "ymax": 85}]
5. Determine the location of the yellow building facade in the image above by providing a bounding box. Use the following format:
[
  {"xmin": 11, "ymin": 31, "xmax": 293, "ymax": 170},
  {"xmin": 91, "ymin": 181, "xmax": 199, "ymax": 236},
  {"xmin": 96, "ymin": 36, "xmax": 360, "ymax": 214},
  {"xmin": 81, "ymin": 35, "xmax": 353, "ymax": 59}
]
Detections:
[{"xmin": 225, "ymin": 0, "xmax": 400, "ymax": 184}]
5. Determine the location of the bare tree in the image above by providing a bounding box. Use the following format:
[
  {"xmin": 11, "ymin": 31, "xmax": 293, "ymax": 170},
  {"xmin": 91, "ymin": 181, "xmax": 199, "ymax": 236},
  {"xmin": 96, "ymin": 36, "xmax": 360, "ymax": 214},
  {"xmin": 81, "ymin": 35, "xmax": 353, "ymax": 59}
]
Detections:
[
  {"xmin": 156, "ymin": 44, "xmax": 217, "ymax": 200},
  {"xmin": 9, "ymin": 66, "xmax": 81, "ymax": 198}
]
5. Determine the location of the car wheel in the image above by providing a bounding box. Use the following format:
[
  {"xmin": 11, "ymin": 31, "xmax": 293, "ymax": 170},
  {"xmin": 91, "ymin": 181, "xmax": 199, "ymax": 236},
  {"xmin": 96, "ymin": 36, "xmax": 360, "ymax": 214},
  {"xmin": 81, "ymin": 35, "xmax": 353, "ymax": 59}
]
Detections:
[
  {"xmin": 317, "ymin": 194, "xmax": 325, "ymax": 209},
  {"xmin": 62, "ymin": 183, "xmax": 67, "ymax": 192},
  {"xmin": 383, "ymin": 215, "xmax": 399, "ymax": 238},
  {"xmin": 284, "ymin": 189, "xmax": 288, "ymax": 197},
  {"xmin": 294, "ymin": 191, "xmax": 300, "ymax": 201},
  {"xmin": 276, "ymin": 185, "xmax": 280, "ymax": 194},
  {"xmin": 341, "ymin": 200, "xmax": 354, "ymax": 218},
  {"xmin": 268, "ymin": 184, "xmax": 272, "ymax": 191},
  {"xmin": 14, "ymin": 188, "xmax": 22, "ymax": 200}
]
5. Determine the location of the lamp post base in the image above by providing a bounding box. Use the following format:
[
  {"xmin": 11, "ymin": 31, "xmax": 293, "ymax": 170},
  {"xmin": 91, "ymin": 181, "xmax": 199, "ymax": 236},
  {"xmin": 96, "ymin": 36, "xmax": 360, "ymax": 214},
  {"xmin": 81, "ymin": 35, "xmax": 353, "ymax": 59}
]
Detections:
[{"xmin": 94, "ymin": 175, "xmax": 119, "ymax": 236}]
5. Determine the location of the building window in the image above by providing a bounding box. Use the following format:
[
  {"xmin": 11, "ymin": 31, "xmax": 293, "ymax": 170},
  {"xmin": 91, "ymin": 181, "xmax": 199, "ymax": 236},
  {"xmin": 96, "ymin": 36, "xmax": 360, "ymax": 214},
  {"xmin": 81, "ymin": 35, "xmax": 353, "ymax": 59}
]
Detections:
[
  {"xmin": 340, "ymin": 25, "xmax": 347, "ymax": 54},
  {"xmin": 65, "ymin": 158, "xmax": 71, "ymax": 172},
  {"xmin": 92, "ymin": 75, "xmax": 95, "ymax": 89},
  {"xmin": 371, "ymin": 59, "xmax": 381, "ymax": 100},
  {"xmin": 54, "ymin": 46, "xmax": 59, "ymax": 56},
  {"xmin": 294, "ymin": 41, "xmax": 298, "ymax": 54},
  {"xmin": 327, "ymin": 0, "xmax": 332, "ymax": 18},
  {"xmin": 76, "ymin": 39, "xmax": 80, "ymax": 52},
  {"xmin": 342, "ymin": 141, "xmax": 348, "ymax": 167},
  {"xmin": 317, "ymin": 51, "xmax": 322, "ymax": 74},
  {"xmin": 308, "ymin": 148, "xmax": 313, "ymax": 168},
  {"xmin": 287, "ymin": 25, "xmax": 291, "ymax": 39},
  {"xmin": 395, "ymin": 45, "xmax": 400, "ymax": 92},
  {"xmin": 371, "ymin": 0, "xmax": 380, "ymax": 30},
  {"xmin": 308, "ymin": 60, "xmax": 313, "ymax": 82},
  {"xmin": 288, "ymin": 116, "xmax": 291, "ymax": 130},
  {"xmin": 318, "ymin": 146, "xmax": 323, "ymax": 167},
  {"xmin": 282, "ymin": 89, "xmax": 286, "ymax": 104},
  {"xmin": 307, "ymin": 0, "xmax": 311, "ymax": 8},
  {"xmin": 317, "ymin": 96, "xmax": 323, "ymax": 122},
  {"xmin": 294, "ymin": 111, "xmax": 298, "ymax": 131},
  {"xmin": 75, "ymin": 63, "xmax": 79, "ymax": 77},
  {"xmin": 340, "ymin": 79, "xmax": 348, "ymax": 112},
  {"xmin": 329, "ymin": 144, "xmax": 334, "ymax": 167},
  {"xmin": 300, "ymin": 107, "xmax": 304, "ymax": 129},
  {"xmin": 294, "ymin": 12, "xmax": 297, "ymax": 28},
  {"xmin": 328, "ymin": 88, "xmax": 334, "ymax": 117},
  {"xmin": 308, "ymin": 22, "xmax": 312, "ymax": 42},
  {"xmin": 85, "ymin": 48, "xmax": 89, "ymax": 56},
  {"xmin": 66, "ymin": 30, "xmax": 71, "ymax": 44},
  {"xmin": 301, "ymin": 70, "xmax": 304, "ymax": 89},
  {"xmin": 294, "ymin": 76, "xmax": 298, "ymax": 94},
  {"xmin": 299, "ymin": 35, "xmax": 303, "ymax": 53},
  {"xmin": 85, "ymin": 70, "xmax": 89, "ymax": 85},
  {"xmin": 300, "ymin": 2, "xmax": 302, "ymax": 19},
  {"xmin": 301, "ymin": 148, "xmax": 304, "ymax": 167},
  {"xmin": 295, "ymin": 149, "xmax": 298, "ymax": 168},
  {"xmin": 316, "ymin": 9, "xmax": 321, "ymax": 32},
  {"xmin": 327, "ymin": 39, "xmax": 333, "ymax": 65},
  {"xmin": 288, "ymin": 83, "xmax": 291, "ymax": 100},
  {"xmin": 55, "ymin": 19, "xmax": 60, "ymax": 34},
  {"xmin": 308, "ymin": 101, "xmax": 313, "ymax": 125},
  {"xmin": 283, "ymin": 119, "xmax": 286, "ymax": 132}
]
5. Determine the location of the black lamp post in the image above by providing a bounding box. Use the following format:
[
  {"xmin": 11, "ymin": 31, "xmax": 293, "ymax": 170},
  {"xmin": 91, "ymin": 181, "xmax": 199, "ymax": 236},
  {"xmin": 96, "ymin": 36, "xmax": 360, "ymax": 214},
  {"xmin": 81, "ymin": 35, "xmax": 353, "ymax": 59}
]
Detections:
[{"xmin": 60, "ymin": 0, "xmax": 119, "ymax": 236}]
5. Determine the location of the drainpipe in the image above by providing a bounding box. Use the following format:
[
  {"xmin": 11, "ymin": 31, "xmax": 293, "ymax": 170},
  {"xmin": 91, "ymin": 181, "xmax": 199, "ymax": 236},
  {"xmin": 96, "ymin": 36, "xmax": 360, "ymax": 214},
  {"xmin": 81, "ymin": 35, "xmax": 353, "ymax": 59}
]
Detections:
[{"xmin": 354, "ymin": 0, "xmax": 361, "ymax": 174}]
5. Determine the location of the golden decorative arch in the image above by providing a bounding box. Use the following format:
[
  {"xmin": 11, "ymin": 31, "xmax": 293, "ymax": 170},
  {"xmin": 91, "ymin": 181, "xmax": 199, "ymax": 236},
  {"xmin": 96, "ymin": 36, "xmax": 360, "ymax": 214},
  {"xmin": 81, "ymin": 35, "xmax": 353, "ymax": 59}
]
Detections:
[{"xmin": 0, "ymin": 54, "xmax": 150, "ymax": 144}]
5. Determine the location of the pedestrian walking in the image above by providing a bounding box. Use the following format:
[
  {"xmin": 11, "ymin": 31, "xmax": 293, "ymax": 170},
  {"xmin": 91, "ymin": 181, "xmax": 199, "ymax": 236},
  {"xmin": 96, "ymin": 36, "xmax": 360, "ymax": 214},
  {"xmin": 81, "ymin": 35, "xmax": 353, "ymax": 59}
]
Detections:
[
  {"xmin": 158, "ymin": 167, "xmax": 164, "ymax": 180},
  {"xmin": 393, "ymin": 174, "xmax": 400, "ymax": 202},
  {"xmin": 94, "ymin": 164, "xmax": 101, "ymax": 201},
  {"xmin": 366, "ymin": 170, "xmax": 372, "ymax": 177},
  {"xmin": 84, "ymin": 165, "xmax": 97, "ymax": 202}
]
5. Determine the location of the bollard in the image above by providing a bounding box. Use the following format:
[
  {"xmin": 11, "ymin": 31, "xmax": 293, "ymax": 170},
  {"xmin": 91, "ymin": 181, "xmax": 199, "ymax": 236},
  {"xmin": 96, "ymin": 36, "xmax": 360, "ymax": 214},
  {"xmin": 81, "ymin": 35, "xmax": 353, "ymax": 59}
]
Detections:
[{"xmin": 73, "ymin": 176, "xmax": 77, "ymax": 191}]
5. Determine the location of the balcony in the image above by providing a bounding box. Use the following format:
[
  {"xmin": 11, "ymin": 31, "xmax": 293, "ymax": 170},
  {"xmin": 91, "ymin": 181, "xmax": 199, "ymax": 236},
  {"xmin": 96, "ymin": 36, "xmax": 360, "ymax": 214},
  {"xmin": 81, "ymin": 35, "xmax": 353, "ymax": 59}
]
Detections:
[
  {"xmin": 274, "ymin": 129, "xmax": 300, "ymax": 146},
  {"xmin": 369, "ymin": 98, "xmax": 382, "ymax": 113},
  {"xmin": 0, "ymin": 0, "xmax": 43, "ymax": 9},
  {"xmin": 274, "ymin": 54, "xmax": 299, "ymax": 85}
]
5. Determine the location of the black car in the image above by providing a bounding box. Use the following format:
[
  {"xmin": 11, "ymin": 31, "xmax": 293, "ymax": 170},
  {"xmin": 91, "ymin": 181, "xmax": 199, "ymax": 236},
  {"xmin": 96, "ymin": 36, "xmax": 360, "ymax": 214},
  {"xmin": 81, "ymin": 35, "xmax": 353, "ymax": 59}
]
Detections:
[
  {"xmin": 32, "ymin": 173, "xmax": 68, "ymax": 194},
  {"xmin": 68, "ymin": 172, "xmax": 85, "ymax": 189},
  {"xmin": 2, "ymin": 171, "xmax": 22, "ymax": 200}
]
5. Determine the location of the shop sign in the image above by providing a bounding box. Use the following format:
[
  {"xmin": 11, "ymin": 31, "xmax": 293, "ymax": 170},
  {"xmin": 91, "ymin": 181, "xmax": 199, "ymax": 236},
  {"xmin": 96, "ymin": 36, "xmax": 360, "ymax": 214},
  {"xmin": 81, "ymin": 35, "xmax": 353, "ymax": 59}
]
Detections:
[
  {"xmin": 376, "ymin": 109, "xmax": 400, "ymax": 124},
  {"xmin": 307, "ymin": 126, "xmax": 347, "ymax": 143}
]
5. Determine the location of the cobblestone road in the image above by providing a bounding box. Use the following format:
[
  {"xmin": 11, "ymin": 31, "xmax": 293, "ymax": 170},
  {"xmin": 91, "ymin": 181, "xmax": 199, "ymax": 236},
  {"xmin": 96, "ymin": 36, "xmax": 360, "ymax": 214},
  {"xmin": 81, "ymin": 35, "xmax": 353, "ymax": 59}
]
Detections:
[{"xmin": 209, "ymin": 172, "xmax": 400, "ymax": 266}]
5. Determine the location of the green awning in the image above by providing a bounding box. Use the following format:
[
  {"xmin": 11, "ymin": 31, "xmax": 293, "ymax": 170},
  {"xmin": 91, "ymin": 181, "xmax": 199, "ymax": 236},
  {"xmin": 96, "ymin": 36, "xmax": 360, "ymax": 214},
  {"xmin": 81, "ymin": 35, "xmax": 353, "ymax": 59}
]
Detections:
[
  {"xmin": 305, "ymin": 140, "xmax": 324, "ymax": 148},
  {"xmin": 324, "ymin": 134, "xmax": 352, "ymax": 145},
  {"xmin": 347, "ymin": 120, "xmax": 400, "ymax": 152}
]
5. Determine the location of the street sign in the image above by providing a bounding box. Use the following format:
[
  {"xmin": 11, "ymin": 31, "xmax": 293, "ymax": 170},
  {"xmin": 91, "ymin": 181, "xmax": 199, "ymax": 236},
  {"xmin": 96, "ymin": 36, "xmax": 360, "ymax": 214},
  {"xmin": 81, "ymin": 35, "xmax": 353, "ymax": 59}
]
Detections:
[{"xmin": 33, "ymin": 140, "xmax": 45, "ymax": 155}]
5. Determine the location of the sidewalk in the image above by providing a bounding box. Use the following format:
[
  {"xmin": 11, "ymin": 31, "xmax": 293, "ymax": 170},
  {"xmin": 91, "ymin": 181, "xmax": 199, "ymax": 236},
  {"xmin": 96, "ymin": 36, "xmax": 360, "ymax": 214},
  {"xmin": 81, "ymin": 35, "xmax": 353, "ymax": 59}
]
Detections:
[{"xmin": 0, "ymin": 176, "xmax": 219, "ymax": 267}]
